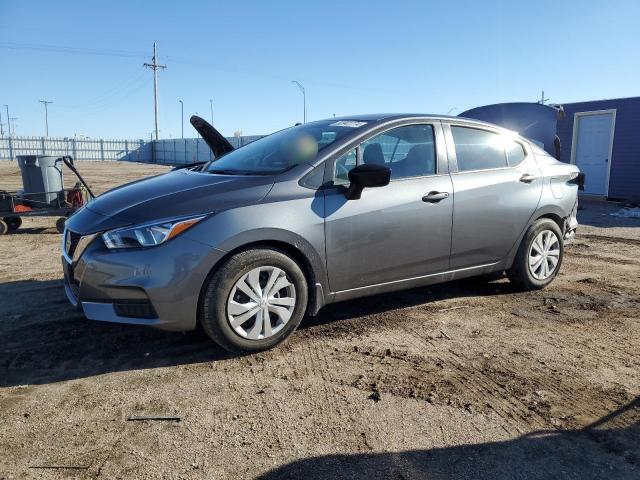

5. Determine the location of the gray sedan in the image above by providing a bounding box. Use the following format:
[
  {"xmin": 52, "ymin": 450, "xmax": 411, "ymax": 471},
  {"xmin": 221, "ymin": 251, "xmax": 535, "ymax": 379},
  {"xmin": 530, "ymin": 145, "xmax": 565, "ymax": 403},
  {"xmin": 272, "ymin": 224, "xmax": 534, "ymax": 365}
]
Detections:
[{"xmin": 63, "ymin": 114, "xmax": 582, "ymax": 352}]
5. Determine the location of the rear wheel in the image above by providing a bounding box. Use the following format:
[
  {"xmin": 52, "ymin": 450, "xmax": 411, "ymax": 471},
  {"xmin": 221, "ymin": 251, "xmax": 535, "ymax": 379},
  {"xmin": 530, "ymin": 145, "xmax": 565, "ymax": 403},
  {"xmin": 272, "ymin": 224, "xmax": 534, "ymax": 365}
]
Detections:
[
  {"xmin": 507, "ymin": 218, "xmax": 563, "ymax": 290},
  {"xmin": 2, "ymin": 216, "xmax": 21, "ymax": 231},
  {"xmin": 199, "ymin": 248, "xmax": 308, "ymax": 353},
  {"xmin": 0, "ymin": 220, "xmax": 7, "ymax": 235}
]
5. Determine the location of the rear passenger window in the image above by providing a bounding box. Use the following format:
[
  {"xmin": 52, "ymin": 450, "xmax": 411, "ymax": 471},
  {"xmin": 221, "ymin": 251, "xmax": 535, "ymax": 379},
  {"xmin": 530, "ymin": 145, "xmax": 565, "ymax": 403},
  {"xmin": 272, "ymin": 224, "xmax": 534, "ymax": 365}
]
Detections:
[
  {"xmin": 506, "ymin": 141, "xmax": 526, "ymax": 166},
  {"xmin": 451, "ymin": 126, "xmax": 508, "ymax": 171}
]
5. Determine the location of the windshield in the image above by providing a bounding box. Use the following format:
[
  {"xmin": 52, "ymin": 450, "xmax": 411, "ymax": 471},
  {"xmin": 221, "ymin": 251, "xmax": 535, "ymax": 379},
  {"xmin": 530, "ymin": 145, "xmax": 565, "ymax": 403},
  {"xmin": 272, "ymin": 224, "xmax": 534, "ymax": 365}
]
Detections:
[{"xmin": 203, "ymin": 120, "xmax": 367, "ymax": 174}]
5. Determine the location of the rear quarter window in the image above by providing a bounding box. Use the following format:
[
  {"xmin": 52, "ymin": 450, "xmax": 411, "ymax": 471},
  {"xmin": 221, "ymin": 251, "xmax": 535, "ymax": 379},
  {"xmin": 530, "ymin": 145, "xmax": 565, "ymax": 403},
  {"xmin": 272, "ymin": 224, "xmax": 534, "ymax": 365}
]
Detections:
[{"xmin": 506, "ymin": 141, "xmax": 526, "ymax": 166}]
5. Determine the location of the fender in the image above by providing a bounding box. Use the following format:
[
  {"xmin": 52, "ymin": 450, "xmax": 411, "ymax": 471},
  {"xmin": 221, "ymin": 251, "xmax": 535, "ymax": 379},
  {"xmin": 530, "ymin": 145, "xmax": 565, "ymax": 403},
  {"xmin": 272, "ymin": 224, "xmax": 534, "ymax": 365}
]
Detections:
[
  {"xmin": 502, "ymin": 203, "xmax": 569, "ymax": 269},
  {"xmin": 192, "ymin": 221, "xmax": 330, "ymax": 315}
]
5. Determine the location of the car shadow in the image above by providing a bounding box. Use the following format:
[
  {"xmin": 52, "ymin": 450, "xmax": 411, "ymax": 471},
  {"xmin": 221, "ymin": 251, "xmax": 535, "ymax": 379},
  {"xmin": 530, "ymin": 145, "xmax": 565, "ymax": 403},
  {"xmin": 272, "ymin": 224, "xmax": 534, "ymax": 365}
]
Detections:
[
  {"xmin": 10, "ymin": 227, "xmax": 57, "ymax": 235},
  {"xmin": 578, "ymin": 198, "xmax": 640, "ymax": 229},
  {"xmin": 302, "ymin": 275, "xmax": 515, "ymax": 330},
  {"xmin": 0, "ymin": 276, "xmax": 513, "ymax": 387},
  {"xmin": 255, "ymin": 397, "xmax": 640, "ymax": 480}
]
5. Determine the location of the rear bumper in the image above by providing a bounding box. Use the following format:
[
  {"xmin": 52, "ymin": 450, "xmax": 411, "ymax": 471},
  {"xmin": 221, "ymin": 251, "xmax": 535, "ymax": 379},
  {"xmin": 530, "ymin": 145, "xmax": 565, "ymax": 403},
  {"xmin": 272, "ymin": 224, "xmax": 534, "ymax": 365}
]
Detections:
[
  {"xmin": 563, "ymin": 199, "xmax": 579, "ymax": 246},
  {"xmin": 62, "ymin": 234, "xmax": 226, "ymax": 331}
]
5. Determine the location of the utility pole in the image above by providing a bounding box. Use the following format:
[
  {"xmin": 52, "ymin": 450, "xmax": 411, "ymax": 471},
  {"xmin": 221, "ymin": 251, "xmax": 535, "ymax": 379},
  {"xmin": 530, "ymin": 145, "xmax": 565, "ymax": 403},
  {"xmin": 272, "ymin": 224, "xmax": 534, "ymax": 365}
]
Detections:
[
  {"xmin": 0, "ymin": 108, "xmax": 4, "ymax": 136},
  {"xmin": 4, "ymin": 105, "xmax": 11, "ymax": 136},
  {"xmin": 144, "ymin": 42, "xmax": 166, "ymax": 140},
  {"xmin": 178, "ymin": 100, "xmax": 184, "ymax": 138},
  {"xmin": 39, "ymin": 99, "xmax": 53, "ymax": 136},
  {"xmin": 9, "ymin": 117, "xmax": 18, "ymax": 135},
  {"xmin": 209, "ymin": 99, "xmax": 214, "ymax": 126},
  {"xmin": 291, "ymin": 80, "xmax": 306, "ymax": 123}
]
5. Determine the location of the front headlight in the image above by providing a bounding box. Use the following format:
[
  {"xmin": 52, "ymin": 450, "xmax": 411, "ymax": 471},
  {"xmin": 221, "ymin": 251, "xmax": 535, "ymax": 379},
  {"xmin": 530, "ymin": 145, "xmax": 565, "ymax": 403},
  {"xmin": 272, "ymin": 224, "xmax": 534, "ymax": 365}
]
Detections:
[{"xmin": 102, "ymin": 215, "xmax": 206, "ymax": 249}]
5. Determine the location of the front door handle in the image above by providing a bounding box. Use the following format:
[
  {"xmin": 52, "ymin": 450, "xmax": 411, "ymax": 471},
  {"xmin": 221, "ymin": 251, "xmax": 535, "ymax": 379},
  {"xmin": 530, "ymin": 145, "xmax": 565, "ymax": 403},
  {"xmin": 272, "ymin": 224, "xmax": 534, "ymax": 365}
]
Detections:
[
  {"xmin": 422, "ymin": 191, "xmax": 449, "ymax": 203},
  {"xmin": 519, "ymin": 173, "xmax": 537, "ymax": 183}
]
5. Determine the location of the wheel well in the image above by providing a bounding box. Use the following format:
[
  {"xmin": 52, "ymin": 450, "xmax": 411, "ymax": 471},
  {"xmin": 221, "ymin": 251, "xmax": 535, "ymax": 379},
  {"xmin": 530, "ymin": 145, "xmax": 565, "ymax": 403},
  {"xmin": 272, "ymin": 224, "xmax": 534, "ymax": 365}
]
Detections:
[
  {"xmin": 197, "ymin": 240, "xmax": 318, "ymax": 326},
  {"xmin": 534, "ymin": 213, "xmax": 564, "ymax": 232}
]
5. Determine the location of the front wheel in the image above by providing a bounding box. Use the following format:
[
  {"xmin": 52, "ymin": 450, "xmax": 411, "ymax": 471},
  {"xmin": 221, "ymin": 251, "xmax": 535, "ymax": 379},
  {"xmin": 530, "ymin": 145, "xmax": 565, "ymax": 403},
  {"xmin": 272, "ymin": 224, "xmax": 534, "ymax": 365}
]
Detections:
[
  {"xmin": 199, "ymin": 248, "xmax": 308, "ymax": 353},
  {"xmin": 507, "ymin": 218, "xmax": 564, "ymax": 290}
]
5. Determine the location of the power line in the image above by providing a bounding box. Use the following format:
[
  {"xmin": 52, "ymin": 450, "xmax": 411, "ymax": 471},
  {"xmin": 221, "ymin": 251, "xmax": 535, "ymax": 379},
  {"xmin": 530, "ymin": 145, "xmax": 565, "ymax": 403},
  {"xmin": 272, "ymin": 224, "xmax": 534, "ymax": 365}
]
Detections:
[
  {"xmin": 58, "ymin": 67, "xmax": 147, "ymax": 110},
  {"xmin": 67, "ymin": 77, "xmax": 152, "ymax": 118},
  {"xmin": 0, "ymin": 41, "xmax": 401, "ymax": 95},
  {"xmin": 0, "ymin": 41, "xmax": 145, "ymax": 59},
  {"xmin": 143, "ymin": 42, "xmax": 166, "ymax": 140}
]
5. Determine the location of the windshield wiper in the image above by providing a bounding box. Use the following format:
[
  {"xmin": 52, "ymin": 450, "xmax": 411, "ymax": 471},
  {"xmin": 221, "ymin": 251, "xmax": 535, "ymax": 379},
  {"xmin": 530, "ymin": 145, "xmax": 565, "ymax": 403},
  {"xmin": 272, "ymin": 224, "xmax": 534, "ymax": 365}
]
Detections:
[
  {"xmin": 207, "ymin": 168, "xmax": 280, "ymax": 176},
  {"xmin": 207, "ymin": 169, "xmax": 252, "ymax": 175}
]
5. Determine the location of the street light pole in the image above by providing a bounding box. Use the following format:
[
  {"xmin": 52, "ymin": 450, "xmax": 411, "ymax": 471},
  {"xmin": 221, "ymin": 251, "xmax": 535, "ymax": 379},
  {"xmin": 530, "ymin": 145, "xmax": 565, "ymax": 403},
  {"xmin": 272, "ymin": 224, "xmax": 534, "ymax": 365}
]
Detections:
[
  {"xmin": 291, "ymin": 81, "xmax": 306, "ymax": 123},
  {"xmin": 209, "ymin": 99, "xmax": 214, "ymax": 126},
  {"xmin": 179, "ymin": 100, "xmax": 184, "ymax": 138},
  {"xmin": 39, "ymin": 100, "xmax": 53, "ymax": 136}
]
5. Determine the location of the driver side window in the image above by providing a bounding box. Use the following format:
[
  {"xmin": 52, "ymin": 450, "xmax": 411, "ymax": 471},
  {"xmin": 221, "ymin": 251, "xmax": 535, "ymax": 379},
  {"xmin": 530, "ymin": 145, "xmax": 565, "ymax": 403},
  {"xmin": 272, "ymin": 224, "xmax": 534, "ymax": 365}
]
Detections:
[
  {"xmin": 332, "ymin": 148, "xmax": 357, "ymax": 186},
  {"xmin": 360, "ymin": 124, "xmax": 436, "ymax": 180}
]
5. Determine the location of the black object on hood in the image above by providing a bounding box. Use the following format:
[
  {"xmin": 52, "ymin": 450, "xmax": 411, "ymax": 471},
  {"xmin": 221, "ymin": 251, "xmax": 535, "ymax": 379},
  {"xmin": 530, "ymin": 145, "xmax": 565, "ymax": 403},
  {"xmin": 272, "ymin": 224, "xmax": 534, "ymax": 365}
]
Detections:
[{"xmin": 190, "ymin": 115, "xmax": 235, "ymax": 158}]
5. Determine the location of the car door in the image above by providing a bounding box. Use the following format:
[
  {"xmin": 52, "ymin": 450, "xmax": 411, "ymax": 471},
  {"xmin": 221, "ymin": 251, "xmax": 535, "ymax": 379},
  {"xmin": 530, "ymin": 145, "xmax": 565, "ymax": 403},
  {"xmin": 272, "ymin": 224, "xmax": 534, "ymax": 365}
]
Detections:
[
  {"xmin": 323, "ymin": 122, "xmax": 453, "ymax": 294},
  {"xmin": 444, "ymin": 123, "xmax": 543, "ymax": 269}
]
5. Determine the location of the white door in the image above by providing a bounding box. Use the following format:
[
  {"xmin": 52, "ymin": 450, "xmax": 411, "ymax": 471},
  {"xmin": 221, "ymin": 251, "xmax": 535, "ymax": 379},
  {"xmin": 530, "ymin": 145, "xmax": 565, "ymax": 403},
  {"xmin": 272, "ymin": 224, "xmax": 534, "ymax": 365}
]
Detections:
[{"xmin": 573, "ymin": 111, "xmax": 615, "ymax": 195}]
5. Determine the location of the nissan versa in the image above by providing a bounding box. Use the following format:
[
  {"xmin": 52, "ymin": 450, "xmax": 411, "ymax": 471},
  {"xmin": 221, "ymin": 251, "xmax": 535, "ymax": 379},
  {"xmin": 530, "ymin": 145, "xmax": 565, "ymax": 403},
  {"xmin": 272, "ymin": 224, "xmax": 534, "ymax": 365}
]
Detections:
[{"xmin": 62, "ymin": 114, "xmax": 583, "ymax": 353}]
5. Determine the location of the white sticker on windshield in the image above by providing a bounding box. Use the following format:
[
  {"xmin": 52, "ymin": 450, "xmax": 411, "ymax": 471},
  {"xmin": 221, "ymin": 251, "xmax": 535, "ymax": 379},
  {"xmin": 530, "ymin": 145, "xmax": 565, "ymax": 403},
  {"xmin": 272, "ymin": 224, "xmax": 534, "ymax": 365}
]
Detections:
[{"xmin": 329, "ymin": 121, "xmax": 368, "ymax": 128}]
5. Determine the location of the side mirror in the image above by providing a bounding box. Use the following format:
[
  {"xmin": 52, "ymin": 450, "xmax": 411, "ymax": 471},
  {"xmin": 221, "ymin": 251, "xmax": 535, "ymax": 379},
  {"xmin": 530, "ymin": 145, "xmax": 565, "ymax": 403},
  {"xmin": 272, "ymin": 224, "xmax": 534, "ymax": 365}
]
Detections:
[{"xmin": 344, "ymin": 164, "xmax": 391, "ymax": 200}]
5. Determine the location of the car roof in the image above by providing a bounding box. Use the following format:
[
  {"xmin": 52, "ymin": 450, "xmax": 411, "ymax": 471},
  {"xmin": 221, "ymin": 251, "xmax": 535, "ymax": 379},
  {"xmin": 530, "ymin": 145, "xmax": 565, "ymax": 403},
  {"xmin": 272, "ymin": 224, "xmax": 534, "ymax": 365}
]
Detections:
[{"xmin": 326, "ymin": 113, "xmax": 504, "ymax": 130}]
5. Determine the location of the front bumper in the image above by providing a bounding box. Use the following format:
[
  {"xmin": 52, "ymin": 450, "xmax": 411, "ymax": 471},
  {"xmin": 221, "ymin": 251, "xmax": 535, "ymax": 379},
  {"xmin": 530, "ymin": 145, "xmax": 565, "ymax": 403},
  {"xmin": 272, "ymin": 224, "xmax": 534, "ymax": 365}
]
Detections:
[{"xmin": 62, "ymin": 230, "xmax": 226, "ymax": 331}]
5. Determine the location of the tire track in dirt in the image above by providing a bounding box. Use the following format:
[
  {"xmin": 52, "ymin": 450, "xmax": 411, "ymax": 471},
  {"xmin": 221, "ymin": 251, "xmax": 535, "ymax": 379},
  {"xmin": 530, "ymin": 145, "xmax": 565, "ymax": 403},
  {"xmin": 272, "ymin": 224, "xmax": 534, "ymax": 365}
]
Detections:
[
  {"xmin": 335, "ymin": 320, "xmax": 542, "ymax": 434},
  {"xmin": 570, "ymin": 251, "xmax": 639, "ymax": 266},
  {"xmin": 580, "ymin": 233, "xmax": 640, "ymax": 247}
]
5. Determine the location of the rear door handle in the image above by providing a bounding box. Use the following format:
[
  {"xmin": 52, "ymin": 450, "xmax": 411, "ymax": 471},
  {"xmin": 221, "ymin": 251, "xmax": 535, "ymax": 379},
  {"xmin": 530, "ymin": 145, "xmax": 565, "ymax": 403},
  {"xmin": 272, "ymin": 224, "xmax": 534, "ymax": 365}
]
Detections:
[
  {"xmin": 519, "ymin": 173, "xmax": 537, "ymax": 183},
  {"xmin": 422, "ymin": 191, "xmax": 449, "ymax": 203}
]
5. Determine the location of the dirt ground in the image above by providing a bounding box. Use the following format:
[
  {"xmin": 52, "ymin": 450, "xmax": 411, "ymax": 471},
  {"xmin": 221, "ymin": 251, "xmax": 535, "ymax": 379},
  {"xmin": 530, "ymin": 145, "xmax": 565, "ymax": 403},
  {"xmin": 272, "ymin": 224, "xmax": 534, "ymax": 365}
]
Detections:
[{"xmin": 0, "ymin": 160, "xmax": 638, "ymax": 479}]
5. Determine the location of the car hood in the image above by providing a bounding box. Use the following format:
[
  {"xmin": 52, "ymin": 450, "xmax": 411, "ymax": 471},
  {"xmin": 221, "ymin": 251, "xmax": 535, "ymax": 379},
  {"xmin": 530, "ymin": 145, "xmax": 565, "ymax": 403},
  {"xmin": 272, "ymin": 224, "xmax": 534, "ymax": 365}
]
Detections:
[{"xmin": 67, "ymin": 169, "xmax": 274, "ymax": 234}]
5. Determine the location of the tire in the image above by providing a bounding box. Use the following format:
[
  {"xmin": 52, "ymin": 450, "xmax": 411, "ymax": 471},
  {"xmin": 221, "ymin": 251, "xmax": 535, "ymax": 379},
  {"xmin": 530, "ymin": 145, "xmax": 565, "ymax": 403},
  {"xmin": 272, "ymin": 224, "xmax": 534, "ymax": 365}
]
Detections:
[
  {"xmin": 56, "ymin": 217, "xmax": 67, "ymax": 234},
  {"xmin": 507, "ymin": 218, "xmax": 564, "ymax": 290},
  {"xmin": 0, "ymin": 220, "xmax": 7, "ymax": 235},
  {"xmin": 3, "ymin": 216, "xmax": 22, "ymax": 231},
  {"xmin": 200, "ymin": 248, "xmax": 308, "ymax": 353}
]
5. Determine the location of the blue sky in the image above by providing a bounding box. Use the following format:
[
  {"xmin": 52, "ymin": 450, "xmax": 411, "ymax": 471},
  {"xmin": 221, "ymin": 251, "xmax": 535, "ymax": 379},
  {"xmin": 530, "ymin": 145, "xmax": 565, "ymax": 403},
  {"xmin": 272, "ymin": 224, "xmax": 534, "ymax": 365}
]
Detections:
[{"xmin": 0, "ymin": 0, "xmax": 638, "ymax": 139}]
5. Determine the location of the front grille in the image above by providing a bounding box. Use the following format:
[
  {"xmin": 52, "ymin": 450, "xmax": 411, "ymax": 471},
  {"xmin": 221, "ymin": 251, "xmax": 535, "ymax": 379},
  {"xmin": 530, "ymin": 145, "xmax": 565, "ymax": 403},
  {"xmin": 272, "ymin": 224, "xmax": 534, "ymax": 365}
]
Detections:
[
  {"xmin": 66, "ymin": 230, "xmax": 82, "ymax": 258},
  {"xmin": 114, "ymin": 300, "xmax": 158, "ymax": 319}
]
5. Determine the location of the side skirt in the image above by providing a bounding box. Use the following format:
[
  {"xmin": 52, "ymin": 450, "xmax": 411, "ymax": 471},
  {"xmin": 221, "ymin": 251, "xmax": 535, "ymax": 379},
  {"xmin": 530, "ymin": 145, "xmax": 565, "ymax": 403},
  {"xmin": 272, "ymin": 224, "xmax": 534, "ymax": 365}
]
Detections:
[{"xmin": 330, "ymin": 261, "xmax": 506, "ymax": 304}]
